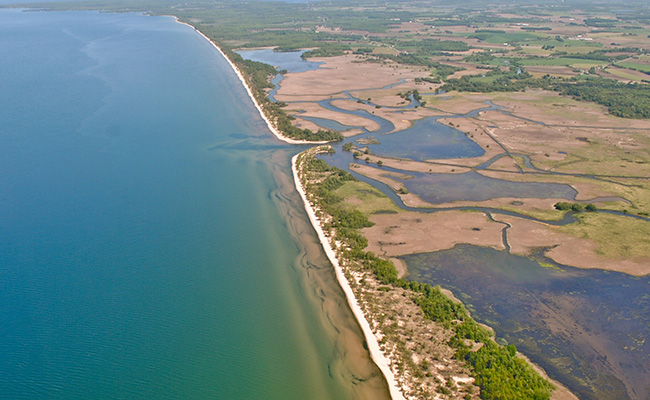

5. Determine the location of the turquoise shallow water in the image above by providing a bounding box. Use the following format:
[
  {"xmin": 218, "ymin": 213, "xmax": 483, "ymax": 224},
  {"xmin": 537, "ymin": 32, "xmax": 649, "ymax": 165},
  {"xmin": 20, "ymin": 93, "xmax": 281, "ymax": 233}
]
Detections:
[{"xmin": 0, "ymin": 10, "xmax": 385, "ymax": 399}]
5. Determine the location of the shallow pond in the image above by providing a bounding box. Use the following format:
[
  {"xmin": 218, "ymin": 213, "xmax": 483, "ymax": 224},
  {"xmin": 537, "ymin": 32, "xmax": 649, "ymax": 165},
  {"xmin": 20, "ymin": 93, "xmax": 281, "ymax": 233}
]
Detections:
[
  {"xmin": 397, "ymin": 170, "xmax": 577, "ymax": 203},
  {"xmin": 359, "ymin": 117, "xmax": 484, "ymax": 161},
  {"xmin": 236, "ymin": 48, "xmax": 323, "ymax": 73},
  {"xmin": 403, "ymin": 245, "xmax": 650, "ymax": 400},
  {"xmin": 236, "ymin": 49, "xmax": 323, "ymax": 102}
]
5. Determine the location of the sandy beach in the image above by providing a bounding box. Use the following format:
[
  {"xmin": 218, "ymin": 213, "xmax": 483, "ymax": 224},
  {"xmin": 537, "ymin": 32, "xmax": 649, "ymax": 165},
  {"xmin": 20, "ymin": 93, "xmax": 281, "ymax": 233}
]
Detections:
[
  {"xmin": 175, "ymin": 19, "xmax": 330, "ymax": 145},
  {"xmin": 292, "ymin": 153, "xmax": 407, "ymax": 400}
]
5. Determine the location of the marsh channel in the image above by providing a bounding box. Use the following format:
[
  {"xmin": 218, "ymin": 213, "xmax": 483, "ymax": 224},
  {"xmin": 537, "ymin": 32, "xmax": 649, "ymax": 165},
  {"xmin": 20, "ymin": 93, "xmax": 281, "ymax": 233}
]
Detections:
[{"xmin": 239, "ymin": 49, "xmax": 650, "ymax": 400}]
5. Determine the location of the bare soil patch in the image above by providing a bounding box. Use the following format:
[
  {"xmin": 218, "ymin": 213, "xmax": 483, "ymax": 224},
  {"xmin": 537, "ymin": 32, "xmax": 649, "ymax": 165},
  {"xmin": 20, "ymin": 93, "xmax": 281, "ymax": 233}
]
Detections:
[
  {"xmin": 493, "ymin": 215, "xmax": 650, "ymax": 276},
  {"xmin": 275, "ymin": 55, "xmax": 422, "ymax": 102},
  {"xmin": 363, "ymin": 210, "xmax": 505, "ymax": 257},
  {"xmin": 491, "ymin": 89, "xmax": 650, "ymax": 130},
  {"xmin": 284, "ymin": 101, "xmax": 381, "ymax": 132},
  {"xmin": 424, "ymin": 93, "xmax": 492, "ymax": 115}
]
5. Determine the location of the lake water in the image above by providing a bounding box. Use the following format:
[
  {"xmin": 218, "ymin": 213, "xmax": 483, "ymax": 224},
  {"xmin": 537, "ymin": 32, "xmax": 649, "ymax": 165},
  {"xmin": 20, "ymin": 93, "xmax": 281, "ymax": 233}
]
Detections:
[{"xmin": 0, "ymin": 9, "xmax": 388, "ymax": 399}]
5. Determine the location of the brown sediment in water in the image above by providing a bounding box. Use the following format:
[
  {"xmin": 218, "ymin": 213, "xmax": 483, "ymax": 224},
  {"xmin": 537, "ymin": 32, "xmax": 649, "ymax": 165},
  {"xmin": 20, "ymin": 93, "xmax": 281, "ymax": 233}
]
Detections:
[
  {"xmin": 270, "ymin": 151, "xmax": 392, "ymax": 399},
  {"xmin": 292, "ymin": 151, "xmax": 407, "ymax": 400}
]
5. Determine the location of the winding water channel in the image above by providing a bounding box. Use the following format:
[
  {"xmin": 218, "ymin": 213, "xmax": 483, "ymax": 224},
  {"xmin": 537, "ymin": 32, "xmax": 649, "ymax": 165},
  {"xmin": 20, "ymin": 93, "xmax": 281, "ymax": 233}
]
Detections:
[{"xmin": 239, "ymin": 49, "xmax": 650, "ymax": 400}]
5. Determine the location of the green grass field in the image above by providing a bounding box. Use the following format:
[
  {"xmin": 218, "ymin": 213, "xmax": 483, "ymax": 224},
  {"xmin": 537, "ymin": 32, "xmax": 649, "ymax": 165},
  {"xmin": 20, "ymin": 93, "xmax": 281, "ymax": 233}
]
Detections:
[
  {"xmin": 518, "ymin": 57, "xmax": 608, "ymax": 68},
  {"xmin": 334, "ymin": 180, "xmax": 401, "ymax": 215},
  {"xmin": 615, "ymin": 62, "xmax": 650, "ymax": 73},
  {"xmin": 604, "ymin": 67, "xmax": 646, "ymax": 81},
  {"xmin": 559, "ymin": 213, "xmax": 650, "ymax": 260}
]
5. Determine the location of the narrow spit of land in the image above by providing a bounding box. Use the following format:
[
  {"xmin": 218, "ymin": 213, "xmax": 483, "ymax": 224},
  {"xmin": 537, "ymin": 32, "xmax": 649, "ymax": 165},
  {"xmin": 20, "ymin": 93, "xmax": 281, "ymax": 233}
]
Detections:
[
  {"xmin": 175, "ymin": 19, "xmax": 408, "ymax": 399},
  {"xmin": 180, "ymin": 19, "xmax": 581, "ymax": 400},
  {"xmin": 175, "ymin": 19, "xmax": 329, "ymax": 146}
]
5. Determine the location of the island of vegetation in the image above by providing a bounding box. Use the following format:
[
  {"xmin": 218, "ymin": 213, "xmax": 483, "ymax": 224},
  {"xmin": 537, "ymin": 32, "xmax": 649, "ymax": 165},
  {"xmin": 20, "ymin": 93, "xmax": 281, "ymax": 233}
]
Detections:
[{"xmin": 13, "ymin": 0, "xmax": 649, "ymax": 398}]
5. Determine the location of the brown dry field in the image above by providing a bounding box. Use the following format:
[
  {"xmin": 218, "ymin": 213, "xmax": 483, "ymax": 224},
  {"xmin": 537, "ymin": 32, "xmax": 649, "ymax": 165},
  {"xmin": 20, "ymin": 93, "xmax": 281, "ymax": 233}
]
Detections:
[
  {"xmin": 424, "ymin": 93, "xmax": 494, "ymax": 115},
  {"xmin": 363, "ymin": 210, "xmax": 506, "ymax": 257},
  {"xmin": 280, "ymin": 55, "xmax": 649, "ymax": 276},
  {"xmin": 493, "ymin": 215, "xmax": 650, "ymax": 276},
  {"xmin": 385, "ymin": 21, "xmax": 430, "ymax": 34},
  {"xmin": 274, "ymin": 53, "xmax": 458, "ymax": 134},
  {"xmin": 489, "ymin": 89, "xmax": 650, "ymax": 129},
  {"xmin": 470, "ymin": 111, "xmax": 590, "ymax": 163},
  {"xmin": 284, "ymin": 101, "xmax": 381, "ymax": 132},
  {"xmin": 291, "ymin": 117, "xmax": 364, "ymax": 138},
  {"xmin": 275, "ymin": 54, "xmax": 423, "ymax": 102},
  {"xmin": 590, "ymin": 32, "xmax": 650, "ymax": 51},
  {"xmin": 362, "ymin": 201, "xmax": 650, "ymax": 276},
  {"xmin": 525, "ymin": 65, "xmax": 580, "ymax": 78}
]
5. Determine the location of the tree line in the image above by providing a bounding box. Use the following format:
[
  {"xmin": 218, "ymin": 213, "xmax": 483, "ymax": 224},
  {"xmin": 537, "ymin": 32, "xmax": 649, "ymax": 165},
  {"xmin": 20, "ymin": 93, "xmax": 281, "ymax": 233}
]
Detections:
[{"xmin": 228, "ymin": 51, "xmax": 343, "ymax": 141}]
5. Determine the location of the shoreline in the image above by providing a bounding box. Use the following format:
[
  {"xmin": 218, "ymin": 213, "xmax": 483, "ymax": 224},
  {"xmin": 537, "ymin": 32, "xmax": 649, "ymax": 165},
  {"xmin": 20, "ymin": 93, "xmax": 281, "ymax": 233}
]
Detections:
[
  {"xmin": 177, "ymin": 16, "xmax": 578, "ymax": 400},
  {"xmin": 291, "ymin": 153, "xmax": 406, "ymax": 400},
  {"xmin": 174, "ymin": 18, "xmax": 330, "ymax": 145},
  {"xmin": 178, "ymin": 16, "xmax": 401, "ymax": 398}
]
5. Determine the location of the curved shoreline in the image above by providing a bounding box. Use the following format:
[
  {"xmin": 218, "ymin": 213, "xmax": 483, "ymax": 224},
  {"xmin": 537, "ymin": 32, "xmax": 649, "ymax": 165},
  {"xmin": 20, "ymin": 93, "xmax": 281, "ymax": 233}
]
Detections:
[
  {"xmin": 291, "ymin": 153, "xmax": 406, "ymax": 400},
  {"xmin": 173, "ymin": 19, "xmax": 577, "ymax": 399},
  {"xmin": 178, "ymin": 17, "xmax": 402, "ymax": 398},
  {"xmin": 174, "ymin": 18, "xmax": 329, "ymax": 145}
]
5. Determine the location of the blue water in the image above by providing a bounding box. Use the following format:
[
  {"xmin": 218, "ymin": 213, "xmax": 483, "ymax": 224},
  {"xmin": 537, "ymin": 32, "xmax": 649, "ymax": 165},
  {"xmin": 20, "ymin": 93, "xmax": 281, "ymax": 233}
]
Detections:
[
  {"xmin": 236, "ymin": 48, "xmax": 323, "ymax": 73},
  {"xmin": 237, "ymin": 49, "xmax": 322, "ymax": 102},
  {"xmin": 361, "ymin": 118, "xmax": 484, "ymax": 161},
  {"xmin": 398, "ymin": 170, "xmax": 577, "ymax": 204},
  {"xmin": 0, "ymin": 9, "xmax": 386, "ymax": 399}
]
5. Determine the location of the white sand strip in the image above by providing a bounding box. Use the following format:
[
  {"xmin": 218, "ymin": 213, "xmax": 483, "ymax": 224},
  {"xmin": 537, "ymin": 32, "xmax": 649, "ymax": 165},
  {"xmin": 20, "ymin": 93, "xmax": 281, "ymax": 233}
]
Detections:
[
  {"xmin": 175, "ymin": 19, "xmax": 329, "ymax": 145},
  {"xmin": 292, "ymin": 153, "xmax": 406, "ymax": 400}
]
